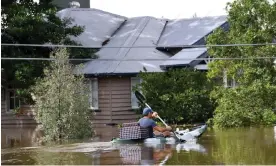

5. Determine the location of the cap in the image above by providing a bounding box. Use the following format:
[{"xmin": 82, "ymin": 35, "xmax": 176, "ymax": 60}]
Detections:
[{"xmin": 143, "ymin": 107, "xmax": 153, "ymax": 115}]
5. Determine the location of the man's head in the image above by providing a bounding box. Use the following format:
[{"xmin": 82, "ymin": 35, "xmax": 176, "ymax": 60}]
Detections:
[{"xmin": 143, "ymin": 107, "xmax": 154, "ymax": 118}]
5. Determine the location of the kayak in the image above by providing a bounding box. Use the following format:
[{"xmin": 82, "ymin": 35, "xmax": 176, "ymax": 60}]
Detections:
[{"xmin": 111, "ymin": 124, "xmax": 207, "ymax": 144}]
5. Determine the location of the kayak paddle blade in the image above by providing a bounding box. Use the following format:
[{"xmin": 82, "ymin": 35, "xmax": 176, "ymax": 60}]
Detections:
[{"xmin": 135, "ymin": 91, "xmax": 146, "ymax": 104}]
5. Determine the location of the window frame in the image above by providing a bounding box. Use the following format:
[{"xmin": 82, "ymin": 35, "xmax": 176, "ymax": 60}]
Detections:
[
  {"xmin": 223, "ymin": 69, "xmax": 239, "ymax": 88},
  {"xmin": 131, "ymin": 77, "xmax": 142, "ymax": 109},
  {"xmin": 89, "ymin": 78, "xmax": 99, "ymax": 110},
  {"xmin": 6, "ymin": 89, "xmax": 21, "ymax": 113}
]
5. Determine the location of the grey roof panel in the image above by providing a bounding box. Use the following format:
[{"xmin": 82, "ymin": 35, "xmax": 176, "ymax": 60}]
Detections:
[
  {"xmin": 160, "ymin": 48, "xmax": 207, "ymax": 69},
  {"xmin": 80, "ymin": 17, "xmax": 170, "ymax": 75},
  {"xmin": 133, "ymin": 17, "xmax": 167, "ymax": 46},
  {"xmin": 97, "ymin": 16, "xmax": 166, "ymax": 51},
  {"xmin": 82, "ymin": 48, "xmax": 169, "ymax": 74},
  {"xmin": 158, "ymin": 16, "xmax": 227, "ymax": 46},
  {"xmin": 114, "ymin": 60, "xmax": 166, "ymax": 73},
  {"xmin": 113, "ymin": 48, "xmax": 170, "ymax": 73},
  {"xmin": 81, "ymin": 59, "xmax": 165, "ymax": 75},
  {"xmin": 57, "ymin": 8, "xmax": 127, "ymax": 47},
  {"xmin": 80, "ymin": 60, "xmax": 117, "ymax": 74}
]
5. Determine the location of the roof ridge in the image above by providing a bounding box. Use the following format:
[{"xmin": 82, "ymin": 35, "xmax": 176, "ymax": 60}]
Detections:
[
  {"xmin": 169, "ymin": 15, "xmax": 227, "ymax": 21},
  {"xmin": 58, "ymin": 8, "xmax": 128, "ymax": 19},
  {"xmin": 58, "ymin": 8, "xmax": 227, "ymax": 22}
]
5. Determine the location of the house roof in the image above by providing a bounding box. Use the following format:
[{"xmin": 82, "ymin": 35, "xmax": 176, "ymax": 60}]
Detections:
[
  {"xmin": 81, "ymin": 16, "xmax": 171, "ymax": 75},
  {"xmin": 160, "ymin": 48, "xmax": 208, "ymax": 69},
  {"xmin": 57, "ymin": 8, "xmax": 127, "ymax": 47},
  {"xmin": 58, "ymin": 8, "xmax": 228, "ymax": 76},
  {"xmin": 157, "ymin": 16, "xmax": 227, "ymax": 47}
]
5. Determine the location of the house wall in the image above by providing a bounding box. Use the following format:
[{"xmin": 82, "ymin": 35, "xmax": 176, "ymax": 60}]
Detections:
[
  {"xmin": 1, "ymin": 87, "xmax": 7, "ymax": 113},
  {"xmin": 1, "ymin": 87, "xmax": 38, "ymax": 128},
  {"xmin": 1, "ymin": 76, "xmax": 141, "ymax": 129},
  {"xmin": 92, "ymin": 76, "xmax": 140, "ymax": 127}
]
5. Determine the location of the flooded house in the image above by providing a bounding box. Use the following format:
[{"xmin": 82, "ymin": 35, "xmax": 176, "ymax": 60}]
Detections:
[
  {"xmin": 66, "ymin": 8, "xmax": 227, "ymax": 127},
  {"xmin": 1, "ymin": 2, "xmax": 228, "ymax": 131}
]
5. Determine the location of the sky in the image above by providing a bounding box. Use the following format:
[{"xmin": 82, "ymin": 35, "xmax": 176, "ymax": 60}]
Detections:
[{"xmin": 89, "ymin": 0, "xmax": 234, "ymax": 19}]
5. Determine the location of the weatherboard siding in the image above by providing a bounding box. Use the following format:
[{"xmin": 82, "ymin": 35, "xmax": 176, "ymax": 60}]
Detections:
[
  {"xmin": 1, "ymin": 106, "xmax": 38, "ymax": 128},
  {"xmin": 92, "ymin": 77, "xmax": 140, "ymax": 127},
  {"xmin": 1, "ymin": 77, "xmax": 139, "ymax": 128},
  {"xmin": 1, "ymin": 87, "xmax": 7, "ymax": 114},
  {"xmin": 1, "ymin": 83, "xmax": 38, "ymax": 127}
]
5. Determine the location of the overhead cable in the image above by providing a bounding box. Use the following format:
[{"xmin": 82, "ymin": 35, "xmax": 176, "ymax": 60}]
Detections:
[
  {"xmin": 1, "ymin": 42, "xmax": 276, "ymax": 49},
  {"xmin": 1, "ymin": 57, "xmax": 276, "ymax": 61}
]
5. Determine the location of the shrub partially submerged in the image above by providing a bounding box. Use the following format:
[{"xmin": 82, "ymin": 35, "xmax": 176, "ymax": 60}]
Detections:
[{"xmin": 31, "ymin": 48, "xmax": 92, "ymax": 142}]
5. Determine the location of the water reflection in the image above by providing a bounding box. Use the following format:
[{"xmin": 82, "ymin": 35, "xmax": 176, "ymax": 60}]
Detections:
[
  {"xmin": 2, "ymin": 126, "xmax": 276, "ymax": 165},
  {"xmin": 144, "ymin": 140, "xmax": 207, "ymax": 154},
  {"xmin": 1, "ymin": 126, "xmax": 42, "ymax": 149},
  {"xmin": 118, "ymin": 144, "xmax": 173, "ymax": 165},
  {"xmin": 274, "ymin": 126, "xmax": 276, "ymax": 142},
  {"xmin": 175, "ymin": 142, "xmax": 207, "ymax": 153},
  {"xmin": 114, "ymin": 140, "xmax": 208, "ymax": 165},
  {"xmin": 208, "ymin": 127, "xmax": 276, "ymax": 165},
  {"xmin": 1, "ymin": 125, "xmax": 118, "ymax": 149}
]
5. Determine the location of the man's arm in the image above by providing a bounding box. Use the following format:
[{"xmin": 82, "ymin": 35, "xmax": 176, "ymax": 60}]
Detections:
[
  {"xmin": 153, "ymin": 126, "xmax": 170, "ymax": 132},
  {"xmin": 151, "ymin": 120, "xmax": 172, "ymax": 132},
  {"xmin": 151, "ymin": 112, "xmax": 172, "ymax": 132}
]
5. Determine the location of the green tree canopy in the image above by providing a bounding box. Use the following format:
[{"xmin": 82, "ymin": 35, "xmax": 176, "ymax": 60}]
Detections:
[
  {"xmin": 1, "ymin": 0, "xmax": 96, "ymax": 91},
  {"xmin": 206, "ymin": 0, "xmax": 276, "ymax": 127}
]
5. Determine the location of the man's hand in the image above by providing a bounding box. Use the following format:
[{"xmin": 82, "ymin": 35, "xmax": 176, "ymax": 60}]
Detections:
[
  {"xmin": 152, "ymin": 112, "xmax": 158, "ymax": 118},
  {"xmin": 166, "ymin": 126, "xmax": 172, "ymax": 131}
]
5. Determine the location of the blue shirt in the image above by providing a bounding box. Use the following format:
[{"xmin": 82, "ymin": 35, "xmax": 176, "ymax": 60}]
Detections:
[{"xmin": 138, "ymin": 117, "xmax": 157, "ymax": 128}]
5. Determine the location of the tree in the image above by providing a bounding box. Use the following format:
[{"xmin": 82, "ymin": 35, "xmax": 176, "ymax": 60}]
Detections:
[
  {"xmin": 31, "ymin": 48, "xmax": 92, "ymax": 142},
  {"xmin": 138, "ymin": 69, "xmax": 215, "ymax": 124},
  {"xmin": 206, "ymin": 0, "xmax": 276, "ymax": 127},
  {"xmin": 1, "ymin": 0, "xmax": 96, "ymax": 95}
]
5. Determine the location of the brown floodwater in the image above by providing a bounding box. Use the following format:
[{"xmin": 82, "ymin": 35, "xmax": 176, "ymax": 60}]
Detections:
[{"xmin": 1, "ymin": 125, "xmax": 276, "ymax": 165}]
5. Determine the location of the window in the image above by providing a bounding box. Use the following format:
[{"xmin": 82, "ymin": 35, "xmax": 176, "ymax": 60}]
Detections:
[
  {"xmin": 131, "ymin": 77, "xmax": 142, "ymax": 109},
  {"xmin": 89, "ymin": 78, "xmax": 98, "ymax": 110},
  {"xmin": 1, "ymin": 87, "xmax": 6, "ymax": 101},
  {"xmin": 7, "ymin": 89, "xmax": 20, "ymax": 112},
  {"xmin": 223, "ymin": 70, "xmax": 238, "ymax": 88}
]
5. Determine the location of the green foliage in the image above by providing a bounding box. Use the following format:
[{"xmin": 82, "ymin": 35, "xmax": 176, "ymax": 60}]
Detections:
[
  {"xmin": 210, "ymin": 84, "xmax": 276, "ymax": 128},
  {"xmin": 138, "ymin": 69, "xmax": 215, "ymax": 124},
  {"xmin": 1, "ymin": 0, "xmax": 96, "ymax": 93},
  {"xmin": 206, "ymin": 0, "xmax": 276, "ymax": 128},
  {"xmin": 31, "ymin": 48, "xmax": 92, "ymax": 142}
]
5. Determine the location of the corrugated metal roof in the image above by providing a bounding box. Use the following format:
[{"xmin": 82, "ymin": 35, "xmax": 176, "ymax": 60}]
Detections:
[
  {"xmin": 63, "ymin": 8, "xmax": 227, "ymax": 75},
  {"xmin": 160, "ymin": 48, "xmax": 207, "ymax": 69},
  {"xmin": 81, "ymin": 17, "xmax": 171, "ymax": 75},
  {"xmin": 81, "ymin": 59, "xmax": 167, "ymax": 75},
  {"xmin": 57, "ymin": 8, "xmax": 127, "ymax": 47},
  {"xmin": 158, "ymin": 16, "xmax": 227, "ymax": 46}
]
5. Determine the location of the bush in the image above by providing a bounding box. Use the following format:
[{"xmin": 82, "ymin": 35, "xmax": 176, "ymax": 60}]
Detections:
[
  {"xmin": 138, "ymin": 68, "xmax": 215, "ymax": 124},
  {"xmin": 212, "ymin": 84, "xmax": 276, "ymax": 128}
]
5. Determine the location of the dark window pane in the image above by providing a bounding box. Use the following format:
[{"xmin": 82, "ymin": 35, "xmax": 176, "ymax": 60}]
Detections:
[
  {"xmin": 9, "ymin": 91, "xmax": 15, "ymax": 98},
  {"xmin": 1, "ymin": 88, "xmax": 5, "ymax": 100},
  {"xmin": 15, "ymin": 98, "xmax": 20, "ymax": 108},
  {"xmin": 10, "ymin": 98, "xmax": 14, "ymax": 110}
]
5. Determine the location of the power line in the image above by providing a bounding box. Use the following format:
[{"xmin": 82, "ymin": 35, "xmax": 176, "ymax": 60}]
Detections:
[
  {"xmin": 1, "ymin": 43, "xmax": 276, "ymax": 49},
  {"xmin": 1, "ymin": 57, "xmax": 276, "ymax": 61}
]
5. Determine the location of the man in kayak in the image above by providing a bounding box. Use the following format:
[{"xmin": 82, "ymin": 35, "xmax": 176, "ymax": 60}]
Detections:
[{"xmin": 138, "ymin": 107, "xmax": 172, "ymax": 137}]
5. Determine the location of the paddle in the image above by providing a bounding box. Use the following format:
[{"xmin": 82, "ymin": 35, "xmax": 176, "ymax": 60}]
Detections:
[{"xmin": 134, "ymin": 91, "xmax": 181, "ymax": 141}]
